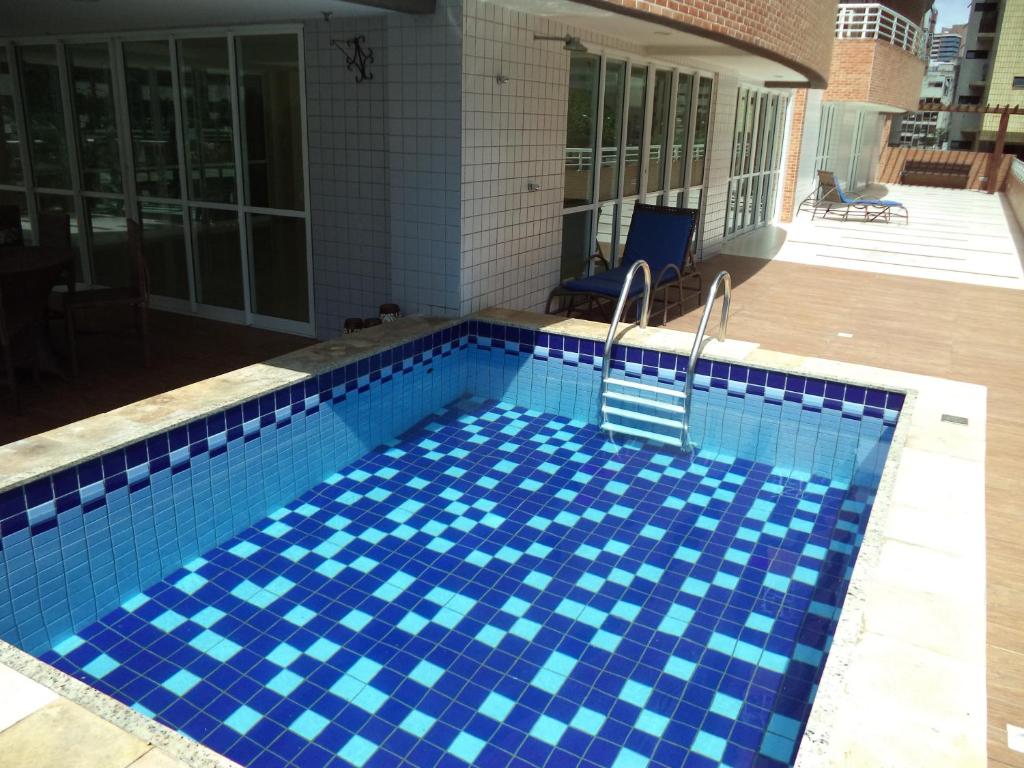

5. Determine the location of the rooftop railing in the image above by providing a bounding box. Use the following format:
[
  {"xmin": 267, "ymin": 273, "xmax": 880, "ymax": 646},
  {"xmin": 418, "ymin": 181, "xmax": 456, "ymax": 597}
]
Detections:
[{"xmin": 835, "ymin": 3, "xmax": 928, "ymax": 59}]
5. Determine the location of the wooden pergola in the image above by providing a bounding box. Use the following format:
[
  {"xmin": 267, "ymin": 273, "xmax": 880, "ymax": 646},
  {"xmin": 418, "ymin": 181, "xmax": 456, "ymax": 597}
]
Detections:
[{"xmin": 917, "ymin": 100, "xmax": 1024, "ymax": 193}]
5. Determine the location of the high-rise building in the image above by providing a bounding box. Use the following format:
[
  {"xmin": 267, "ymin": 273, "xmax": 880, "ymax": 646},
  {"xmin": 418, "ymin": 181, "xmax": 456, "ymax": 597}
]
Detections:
[
  {"xmin": 949, "ymin": 0, "xmax": 1024, "ymax": 154},
  {"xmin": 896, "ymin": 61, "xmax": 958, "ymax": 146},
  {"xmin": 930, "ymin": 31, "xmax": 963, "ymax": 61}
]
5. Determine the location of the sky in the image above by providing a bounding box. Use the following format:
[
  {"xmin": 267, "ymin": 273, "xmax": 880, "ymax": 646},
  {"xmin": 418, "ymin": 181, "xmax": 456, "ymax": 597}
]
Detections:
[{"xmin": 931, "ymin": 0, "xmax": 971, "ymax": 28}]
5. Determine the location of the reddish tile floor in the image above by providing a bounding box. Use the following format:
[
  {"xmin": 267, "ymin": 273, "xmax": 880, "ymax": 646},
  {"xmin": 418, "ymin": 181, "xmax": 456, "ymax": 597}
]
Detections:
[{"xmin": 1, "ymin": 308, "xmax": 313, "ymax": 447}]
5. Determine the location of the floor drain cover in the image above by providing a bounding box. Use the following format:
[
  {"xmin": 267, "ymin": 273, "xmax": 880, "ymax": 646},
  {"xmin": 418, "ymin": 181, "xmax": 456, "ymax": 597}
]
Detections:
[{"xmin": 941, "ymin": 414, "xmax": 969, "ymax": 425}]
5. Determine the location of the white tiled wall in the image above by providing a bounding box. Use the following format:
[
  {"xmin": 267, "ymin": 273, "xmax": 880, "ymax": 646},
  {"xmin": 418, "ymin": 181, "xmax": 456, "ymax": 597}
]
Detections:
[
  {"xmin": 305, "ymin": 16, "xmax": 391, "ymax": 337},
  {"xmin": 386, "ymin": 0, "xmax": 463, "ymax": 317}
]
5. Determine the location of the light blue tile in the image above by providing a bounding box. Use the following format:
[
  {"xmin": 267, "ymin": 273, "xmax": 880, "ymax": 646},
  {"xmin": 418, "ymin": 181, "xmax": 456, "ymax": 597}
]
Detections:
[
  {"xmin": 610, "ymin": 747, "xmax": 649, "ymax": 768},
  {"xmin": 163, "ymin": 669, "xmax": 201, "ymax": 696},
  {"xmin": 530, "ymin": 714, "xmax": 568, "ymax": 746},
  {"xmin": 152, "ymin": 610, "xmax": 187, "ymax": 632},
  {"xmin": 399, "ymin": 709, "xmax": 436, "ymax": 737},
  {"xmin": 341, "ymin": 609, "xmax": 373, "ymax": 632},
  {"xmin": 569, "ymin": 707, "xmax": 605, "ymax": 736},
  {"xmin": 82, "ymin": 653, "xmax": 119, "ymax": 679},
  {"xmin": 52, "ymin": 634, "xmax": 85, "ymax": 656},
  {"xmin": 290, "ymin": 710, "xmax": 330, "ymax": 740},
  {"xmin": 476, "ymin": 625, "xmax": 506, "ymax": 647},
  {"xmin": 478, "ymin": 692, "xmax": 515, "ymax": 722},
  {"xmin": 190, "ymin": 606, "xmax": 225, "ymax": 628},
  {"xmin": 619, "ymin": 680, "xmax": 652, "ymax": 709},
  {"xmin": 268, "ymin": 642, "xmax": 302, "ymax": 667},
  {"xmin": 174, "ymin": 572, "xmax": 207, "ymax": 595},
  {"xmin": 284, "ymin": 605, "xmax": 317, "ymax": 626},
  {"xmin": 224, "ymin": 705, "xmax": 261, "ymax": 735},
  {"xmin": 635, "ymin": 709, "xmax": 669, "ymax": 737},
  {"xmin": 710, "ymin": 692, "xmax": 743, "ymax": 719},
  {"xmin": 266, "ymin": 668, "xmax": 303, "ymax": 697},
  {"xmin": 409, "ymin": 660, "xmax": 445, "ymax": 688},
  {"xmin": 448, "ymin": 732, "xmax": 486, "ymax": 764},
  {"xmin": 306, "ymin": 638, "xmax": 341, "ymax": 662},
  {"xmin": 338, "ymin": 735, "xmax": 377, "ymax": 768},
  {"xmin": 692, "ymin": 730, "xmax": 727, "ymax": 761},
  {"xmin": 352, "ymin": 685, "xmax": 388, "ymax": 714},
  {"xmin": 760, "ymin": 731, "xmax": 796, "ymax": 762},
  {"xmin": 745, "ymin": 613, "xmax": 775, "ymax": 633}
]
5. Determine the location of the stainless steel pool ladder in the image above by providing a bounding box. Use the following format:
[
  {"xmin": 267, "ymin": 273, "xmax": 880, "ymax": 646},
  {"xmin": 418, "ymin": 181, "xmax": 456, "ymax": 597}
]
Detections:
[{"xmin": 599, "ymin": 266, "xmax": 732, "ymax": 450}]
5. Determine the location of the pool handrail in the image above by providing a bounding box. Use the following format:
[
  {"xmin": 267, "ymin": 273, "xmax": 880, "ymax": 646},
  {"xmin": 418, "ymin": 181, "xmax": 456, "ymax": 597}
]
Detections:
[{"xmin": 683, "ymin": 270, "xmax": 731, "ymax": 446}]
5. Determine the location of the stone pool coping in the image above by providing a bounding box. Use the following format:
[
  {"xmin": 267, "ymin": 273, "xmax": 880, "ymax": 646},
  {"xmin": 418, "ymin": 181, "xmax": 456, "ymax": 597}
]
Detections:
[{"xmin": 0, "ymin": 309, "xmax": 987, "ymax": 767}]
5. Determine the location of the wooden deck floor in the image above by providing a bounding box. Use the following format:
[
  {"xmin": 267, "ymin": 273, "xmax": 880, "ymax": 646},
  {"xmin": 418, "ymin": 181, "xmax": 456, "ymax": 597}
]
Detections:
[{"xmin": 668, "ymin": 251, "xmax": 1024, "ymax": 767}]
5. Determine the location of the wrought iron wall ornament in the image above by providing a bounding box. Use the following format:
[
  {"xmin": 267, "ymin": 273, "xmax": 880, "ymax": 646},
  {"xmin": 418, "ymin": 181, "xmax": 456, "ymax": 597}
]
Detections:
[{"xmin": 331, "ymin": 36, "xmax": 374, "ymax": 83}]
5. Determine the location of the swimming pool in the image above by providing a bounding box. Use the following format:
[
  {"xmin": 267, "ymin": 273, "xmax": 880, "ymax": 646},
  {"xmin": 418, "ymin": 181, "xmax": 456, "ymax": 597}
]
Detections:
[{"xmin": 0, "ymin": 317, "xmax": 902, "ymax": 767}]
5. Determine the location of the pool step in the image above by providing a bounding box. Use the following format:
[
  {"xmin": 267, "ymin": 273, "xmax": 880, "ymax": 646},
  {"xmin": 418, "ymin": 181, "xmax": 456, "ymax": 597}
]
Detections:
[{"xmin": 600, "ymin": 376, "xmax": 687, "ymax": 448}]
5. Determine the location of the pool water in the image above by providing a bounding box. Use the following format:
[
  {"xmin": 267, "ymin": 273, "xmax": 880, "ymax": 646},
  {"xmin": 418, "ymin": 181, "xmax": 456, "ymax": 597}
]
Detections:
[{"xmin": 42, "ymin": 396, "xmax": 882, "ymax": 768}]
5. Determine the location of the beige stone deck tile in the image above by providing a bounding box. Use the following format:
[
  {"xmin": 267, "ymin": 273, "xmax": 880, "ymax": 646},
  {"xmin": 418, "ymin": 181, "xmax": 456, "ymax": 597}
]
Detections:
[
  {"xmin": 0, "ymin": 663, "xmax": 56, "ymax": 733},
  {"xmin": 128, "ymin": 749, "xmax": 188, "ymax": 768},
  {"xmin": 0, "ymin": 699, "xmax": 150, "ymax": 768}
]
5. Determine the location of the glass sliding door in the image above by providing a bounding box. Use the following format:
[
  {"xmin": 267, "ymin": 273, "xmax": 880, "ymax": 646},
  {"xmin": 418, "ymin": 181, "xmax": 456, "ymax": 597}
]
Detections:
[
  {"xmin": 725, "ymin": 86, "xmax": 789, "ymax": 238},
  {"xmin": 645, "ymin": 70, "xmax": 672, "ymax": 197},
  {"xmin": 622, "ymin": 66, "xmax": 647, "ymax": 198},
  {"xmin": 2, "ymin": 28, "xmax": 313, "ymax": 335},
  {"xmin": 562, "ymin": 52, "xmax": 599, "ymax": 210}
]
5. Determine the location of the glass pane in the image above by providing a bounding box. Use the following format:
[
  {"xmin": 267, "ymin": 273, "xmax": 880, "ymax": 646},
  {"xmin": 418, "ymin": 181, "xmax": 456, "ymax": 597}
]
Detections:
[
  {"xmin": 140, "ymin": 202, "xmax": 189, "ymax": 300},
  {"xmin": 742, "ymin": 90, "xmax": 757, "ymax": 176},
  {"xmin": 645, "ymin": 70, "xmax": 671, "ymax": 194},
  {"xmin": 123, "ymin": 40, "xmax": 180, "ymax": 199},
  {"xmin": 236, "ymin": 34, "xmax": 304, "ymax": 211},
  {"xmin": 563, "ymin": 53, "xmax": 599, "ymax": 208},
  {"xmin": 88, "ymin": 198, "xmax": 130, "ymax": 288},
  {"xmin": 598, "ymin": 60, "xmax": 625, "ymax": 202},
  {"xmin": 669, "ymin": 74, "xmax": 692, "ymax": 190},
  {"xmin": 730, "ymin": 89, "xmax": 746, "ymax": 178},
  {"xmin": 192, "ymin": 207, "xmax": 243, "ymax": 310},
  {"xmin": 0, "ymin": 190, "xmax": 29, "ymax": 243},
  {"xmin": 618, "ymin": 198, "xmax": 637, "ymax": 256},
  {"xmin": 623, "ymin": 66, "xmax": 647, "ymax": 197},
  {"xmin": 68, "ymin": 44, "xmax": 122, "ymax": 194},
  {"xmin": 19, "ymin": 45, "xmax": 71, "ymax": 189},
  {"xmin": 179, "ymin": 38, "xmax": 236, "ymax": 203},
  {"xmin": 690, "ymin": 77, "xmax": 713, "ymax": 187},
  {"xmin": 752, "ymin": 94, "xmax": 768, "ymax": 174},
  {"xmin": 37, "ymin": 193, "xmax": 81, "ymax": 279},
  {"xmin": 596, "ymin": 202, "xmax": 618, "ymax": 267},
  {"xmin": 724, "ymin": 181, "xmax": 735, "ymax": 236},
  {"xmin": 248, "ymin": 214, "xmax": 307, "ymax": 322},
  {"xmin": 559, "ymin": 210, "xmax": 593, "ymax": 281},
  {"xmin": 0, "ymin": 48, "xmax": 23, "ymax": 186}
]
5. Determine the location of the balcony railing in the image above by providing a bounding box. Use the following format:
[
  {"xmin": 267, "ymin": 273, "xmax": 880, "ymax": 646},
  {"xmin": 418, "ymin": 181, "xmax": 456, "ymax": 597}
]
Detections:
[{"xmin": 835, "ymin": 3, "xmax": 928, "ymax": 59}]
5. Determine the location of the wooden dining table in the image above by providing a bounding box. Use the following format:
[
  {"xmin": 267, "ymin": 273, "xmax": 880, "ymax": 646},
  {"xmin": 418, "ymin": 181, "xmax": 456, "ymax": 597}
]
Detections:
[{"xmin": 0, "ymin": 245, "xmax": 75, "ymax": 407}]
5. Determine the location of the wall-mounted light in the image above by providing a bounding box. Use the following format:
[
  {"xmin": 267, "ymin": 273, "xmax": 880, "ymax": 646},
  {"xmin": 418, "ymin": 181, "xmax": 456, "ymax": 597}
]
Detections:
[
  {"xmin": 495, "ymin": 75, "xmax": 510, "ymax": 86},
  {"xmin": 533, "ymin": 34, "xmax": 587, "ymax": 53}
]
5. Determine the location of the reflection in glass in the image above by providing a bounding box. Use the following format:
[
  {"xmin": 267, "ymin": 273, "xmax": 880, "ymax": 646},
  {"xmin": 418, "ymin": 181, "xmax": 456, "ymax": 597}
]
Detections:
[
  {"xmin": 646, "ymin": 70, "xmax": 671, "ymax": 194},
  {"xmin": 123, "ymin": 40, "xmax": 180, "ymax": 199},
  {"xmin": 0, "ymin": 48, "xmax": 23, "ymax": 185},
  {"xmin": 753, "ymin": 93, "xmax": 769, "ymax": 174},
  {"xmin": 19, "ymin": 46, "xmax": 71, "ymax": 190},
  {"xmin": 140, "ymin": 202, "xmax": 189, "ymax": 300},
  {"xmin": 690, "ymin": 77, "xmax": 713, "ymax": 187},
  {"xmin": 595, "ymin": 203, "xmax": 618, "ymax": 267},
  {"xmin": 618, "ymin": 198, "xmax": 637, "ymax": 259},
  {"xmin": 236, "ymin": 35, "xmax": 304, "ymax": 211},
  {"xmin": 599, "ymin": 60, "xmax": 625, "ymax": 202},
  {"xmin": 179, "ymin": 38, "xmax": 236, "ymax": 203},
  {"xmin": 669, "ymin": 74, "xmax": 692, "ymax": 190},
  {"xmin": 191, "ymin": 208, "xmax": 243, "ymax": 310},
  {"xmin": 559, "ymin": 210, "xmax": 593, "ymax": 281},
  {"xmin": 742, "ymin": 90, "xmax": 757, "ymax": 176},
  {"xmin": 248, "ymin": 214, "xmax": 307, "ymax": 322},
  {"xmin": 0, "ymin": 190, "xmax": 29, "ymax": 242},
  {"xmin": 87, "ymin": 197, "xmax": 130, "ymax": 288},
  {"xmin": 37, "ymin": 193, "xmax": 81, "ymax": 279},
  {"xmin": 623, "ymin": 66, "xmax": 647, "ymax": 197},
  {"xmin": 68, "ymin": 43, "xmax": 122, "ymax": 194},
  {"xmin": 730, "ymin": 89, "xmax": 746, "ymax": 178},
  {"xmin": 563, "ymin": 53, "xmax": 599, "ymax": 208}
]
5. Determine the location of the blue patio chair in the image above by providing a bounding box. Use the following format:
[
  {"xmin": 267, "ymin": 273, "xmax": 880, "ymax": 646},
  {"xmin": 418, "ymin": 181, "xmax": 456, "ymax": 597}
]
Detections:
[
  {"xmin": 545, "ymin": 204, "xmax": 702, "ymax": 324},
  {"xmin": 810, "ymin": 170, "xmax": 908, "ymax": 224}
]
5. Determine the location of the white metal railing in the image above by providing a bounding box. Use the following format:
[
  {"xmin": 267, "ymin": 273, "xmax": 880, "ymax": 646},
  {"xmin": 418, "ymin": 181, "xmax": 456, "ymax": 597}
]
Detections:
[
  {"xmin": 564, "ymin": 144, "xmax": 706, "ymax": 172},
  {"xmin": 835, "ymin": 3, "xmax": 928, "ymax": 59}
]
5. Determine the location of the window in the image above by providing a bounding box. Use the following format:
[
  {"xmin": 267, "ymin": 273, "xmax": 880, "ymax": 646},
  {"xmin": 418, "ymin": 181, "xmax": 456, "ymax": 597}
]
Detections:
[
  {"xmin": 1013, "ymin": 76, "xmax": 1024, "ymax": 89},
  {"xmin": 1, "ymin": 29, "xmax": 312, "ymax": 334},
  {"xmin": 959, "ymin": 95, "xmax": 982, "ymax": 105},
  {"xmin": 559, "ymin": 57, "xmax": 714, "ymax": 279},
  {"xmin": 724, "ymin": 86, "xmax": 789, "ymax": 238},
  {"xmin": 965, "ymin": 50, "xmax": 990, "ymax": 59}
]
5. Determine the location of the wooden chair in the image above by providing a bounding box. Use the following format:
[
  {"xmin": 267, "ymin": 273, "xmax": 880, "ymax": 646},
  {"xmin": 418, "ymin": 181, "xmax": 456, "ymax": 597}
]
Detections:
[{"xmin": 59, "ymin": 218, "xmax": 150, "ymax": 376}]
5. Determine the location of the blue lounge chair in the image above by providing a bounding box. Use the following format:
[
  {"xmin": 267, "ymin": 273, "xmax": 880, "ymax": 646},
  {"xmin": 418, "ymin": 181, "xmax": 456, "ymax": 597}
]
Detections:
[
  {"xmin": 545, "ymin": 204, "xmax": 702, "ymax": 324},
  {"xmin": 808, "ymin": 170, "xmax": 908, "ymax": 224}
]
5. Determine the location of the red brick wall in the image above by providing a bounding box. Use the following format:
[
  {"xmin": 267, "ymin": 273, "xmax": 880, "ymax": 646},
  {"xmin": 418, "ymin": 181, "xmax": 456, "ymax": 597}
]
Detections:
[
  {"xmin": 877, "ymin": 146, "xmax": 1014, "ymax": 191},
  {"xmin": 779, "ymin": 90, "xmax": 808, "ymax": 222},
  {"xmin": 576, "ymin": 0, "xmax": 837, "ymax": 87},
  {"xmin": 822, "ymin": 40, "xmax": 924, "ymax": 112}
]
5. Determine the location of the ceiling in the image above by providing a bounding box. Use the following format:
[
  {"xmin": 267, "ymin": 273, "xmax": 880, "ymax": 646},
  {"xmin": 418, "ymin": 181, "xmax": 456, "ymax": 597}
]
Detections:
[
  {"xmin": 0, "ymin": 0, "xmax": 387, "ymax": 38},
  {"xmin": 479, "ymin": 0, "xmax": 807, "ymax": 85}
]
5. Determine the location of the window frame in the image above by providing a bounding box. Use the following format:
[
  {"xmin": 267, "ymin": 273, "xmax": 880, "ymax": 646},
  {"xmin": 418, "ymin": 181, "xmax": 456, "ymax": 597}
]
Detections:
[
  {"xmin": 561, "ymin": 48, "xmax": 717, "ymax": 276},
  {"xmin": 0, "ymin": 25, "xmax": 314, "ymax": 337}
]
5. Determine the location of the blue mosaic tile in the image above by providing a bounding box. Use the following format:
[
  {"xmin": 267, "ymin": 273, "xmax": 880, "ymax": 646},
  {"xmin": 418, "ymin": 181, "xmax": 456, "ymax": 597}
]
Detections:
[{"xmin": 39, "ymin": 396, "xmax": 889, "ymax": 767}]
